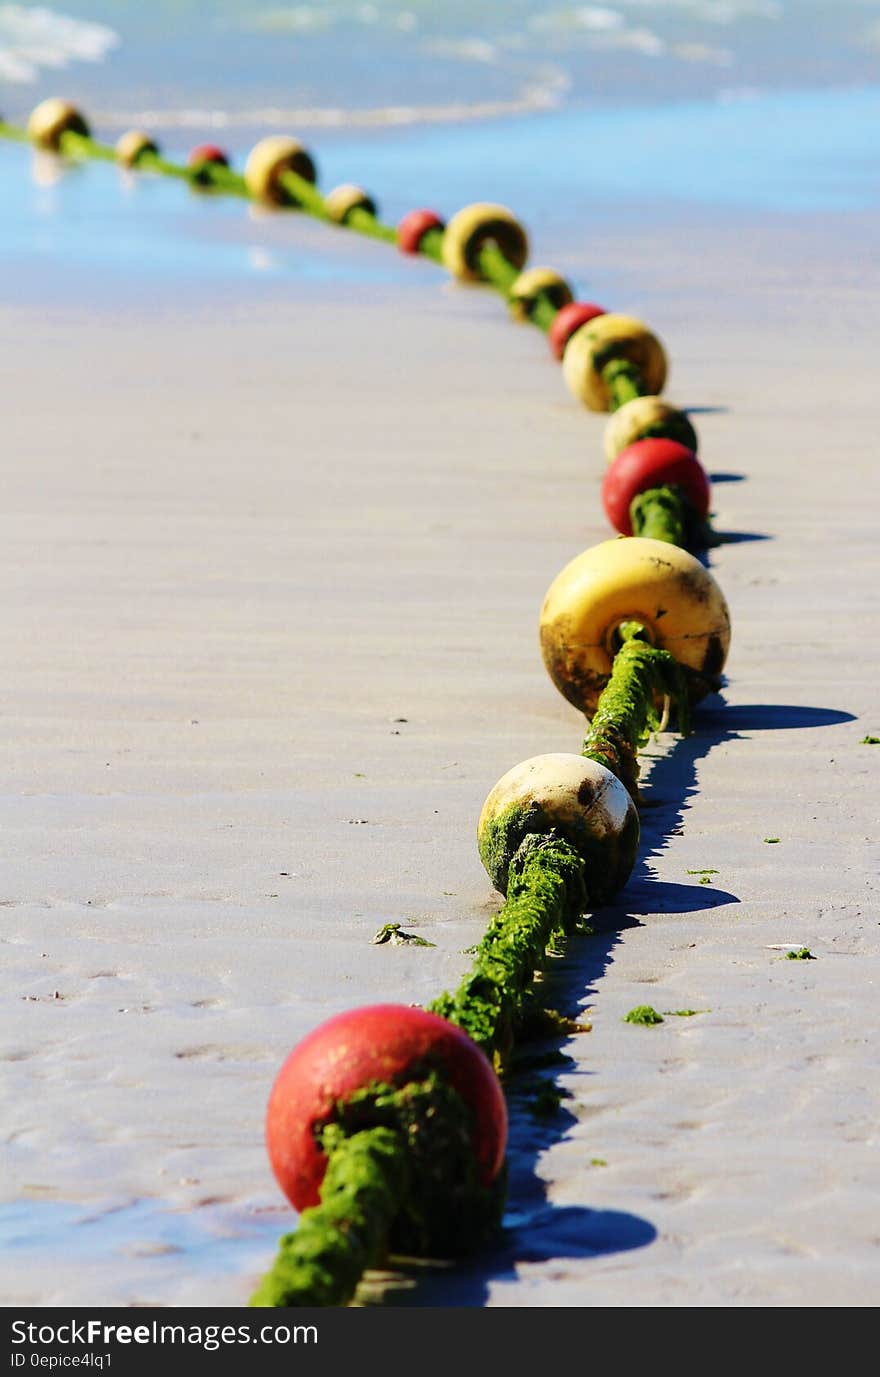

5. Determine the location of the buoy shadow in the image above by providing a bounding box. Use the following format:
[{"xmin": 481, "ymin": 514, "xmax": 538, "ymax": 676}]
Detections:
[
  {"xmin": 371, "ymin": 1198, "xmax": 657, "ymax": 1306},
  {"xmin": 713, "ymin": 529, "xmax": 770, "ymax": 544}
]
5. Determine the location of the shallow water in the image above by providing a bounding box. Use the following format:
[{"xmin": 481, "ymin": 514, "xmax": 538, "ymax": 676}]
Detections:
[
  {"xmin": 4, "ymin": 1, "xmax": 880, "ymax": 297},
  {"xmin": 3, "ymin": 80, "xmax": 880, "ymax": 302}
]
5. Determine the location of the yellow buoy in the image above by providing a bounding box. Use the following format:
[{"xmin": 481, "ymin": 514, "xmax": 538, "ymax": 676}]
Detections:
[
  {"xmin": 27, "ymin": 98, "xmax": 89, "ymax": 151},
  {"xmin": 441, "ymin": 202, "xmax": 528, "ymax": 282},
  {"xmin": 539, "ymin": 536, "xmax": 730, "ymax": 714},
  {"xmin": 324, "ymin": 184, "xmax": 376, "ymax": 223},
  {"xmin": 508, "ymin": 267, "xmax": 573, "ymax": 322},
  {"xmin": 244, "ymin": 136, "xmax": 317, "ymax": 206},
  {"xmin": 604, "ymin": 395, "xmax": 698, "ymax": 463},
  {"xmin": 115, "ymin": 130, "xmax": 158, "ymax": 168},
  {"xmin": 562, "ymin": 313, "xmax": 667, "ymax": 412}
]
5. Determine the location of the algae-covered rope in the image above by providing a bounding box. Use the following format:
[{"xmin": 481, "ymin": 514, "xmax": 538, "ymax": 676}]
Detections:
[
  {"xmin": 430, "ymin": 833, "xmax": 588, "ymax": 1061},
  {"xmin": 630, "ymin": 485, "xmax": 687, "ymax": 545},
  {"xmin": 603, "ymin": 357, "xmax": 645, "ymax": 412},
  {"xmin": 251, "ymin": 627, "xmax": 687, "ymax": 1307},
  {"xmin": 581, "ymin": 622, "xmax": 690, "ymax": 799},
  {"xmin": 251, "ymin": 1124, "xmax": 406, "ymax": 1308}
]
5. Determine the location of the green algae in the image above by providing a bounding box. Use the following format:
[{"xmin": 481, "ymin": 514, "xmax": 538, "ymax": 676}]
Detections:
[
  {"xmin": 431, "ymin": 833, "xmax": 587, "ymax": 1061},
  {"xmin": 250, "ymin": 1124, "xmax": 404, "ymax": 1308},
  {"xmin": 664, "ymin": 1009, "xmax": 707, "ymax": 1017},
  {"xmin": 477, "ymin": 801, "xmax": 532, "ymax": 895},
  {"xmin": 478, "ymin": 794, "xmax": 639, "ymax": 907},
  {"xmin": 786, "ymin": 948, "xmax": 815, "ymax": 961},
  {"xmin": 630, "ymin": 485, "xmax": 719, "ymax": 551},
  {"xmin": 581, "ymin": 627, "xmax": 690, "ymax": 799},
  {"xmin": 764, "ymin": 837, "xmax": 781, "ymax": 844},
  {"xmin": 630, "ymin": 485, "xmax": 687, "ymax": 546},
  {"xmin": 591, "ymin": 1157, "xmax": 608, "ymax": 1167},
  {"xmin": 603, "ymin": 357, "xmax": 644, "ymax": 410},
  {"xmin": 418, "ymin": 226, "xmax": 445, "ymax": 263},
  {"xmin": 624, "ymin": 1005, "xmax": 664, "ymax": 1026},
  {"xmin": 371, "ymin": 922, "xmax": 435, "ymax": 948},
  {"xmin": 861, "ymin": 735, "xmax": 879, "ymax": 745},
  {"xmin": 477, "ymin": 241, "xmax": 521, "ymax": 293}
]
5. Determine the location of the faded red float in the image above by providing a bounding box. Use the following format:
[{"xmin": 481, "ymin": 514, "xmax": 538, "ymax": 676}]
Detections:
[
  {"xmin": 397, "ymin": 208, "xmax": 445, "ymax": 255},
  {"xmin": 266, "ymin": 1004, "xmax": 507, "ymax": 1211},
  {"xmin": 549, "ymin": 301, "xmax": 607, "ymax": 360},
  {"xmin": 188, "ymin": 143, "xmax": 229, "ymax": 171},
  {"xmin": 602, "ymin": 437, "xmax": 711, "ymax": 536}
]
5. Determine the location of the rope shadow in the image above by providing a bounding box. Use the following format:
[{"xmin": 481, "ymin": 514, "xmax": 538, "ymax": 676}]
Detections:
[{"xmin": 371, "ymin": 690, "xmax": 853, "ymax": 1305}]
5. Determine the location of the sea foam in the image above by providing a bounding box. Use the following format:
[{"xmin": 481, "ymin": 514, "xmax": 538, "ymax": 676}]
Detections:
[{"xmin": 0, "ymin": 4, "xmax": 118, "ymax": 83}]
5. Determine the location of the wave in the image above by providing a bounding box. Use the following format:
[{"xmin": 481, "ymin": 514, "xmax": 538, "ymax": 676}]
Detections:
[
  {"xmin": 0, "ymin": 4, "xmax": 118, "ymax": 83},
  {"xmin": 93, "ymin": 70, "xmax": 572, "ymax": 132}
]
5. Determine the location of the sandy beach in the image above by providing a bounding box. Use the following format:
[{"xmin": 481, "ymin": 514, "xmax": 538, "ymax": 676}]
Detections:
[
  {"xmin": 1, "ymin": 171, "xmax": 878, "ymax": 1305},
  {"xmin": 2, "ymin": 0, "xmax": 880, "ymax": 1311}
]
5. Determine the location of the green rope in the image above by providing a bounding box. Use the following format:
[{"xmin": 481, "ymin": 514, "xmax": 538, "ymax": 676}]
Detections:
[
  {"xmin": 276, "ymin": 167, "xmax": 331, "ymax": 218},
  {"xmin": 191, "ymin": 162, "xmax": 251, "ymax": 197},
  {"xmin": 0, "ymin": 120, "xmax": 28, "ymax": 143},
  {"xmin": 251, "ymin": 1074, "xmax": 504, "ymax": 1307},
  {"xmin": 430, "ymin": 833, "xmax": 587, "ymax": 1060},
  {"xmin": 418, "ymin": 226, "xmax": 445, "ymax": 263},
  {"xmin": 530, "ymin": 293, "xmax": 560, "ymax": 333},
  {"xmin": 477, "ymin": 240, "xmax": 520, "ymax": 293},
  {"xmin": 58, "ymin": 129, "xmax": 115, "ymax": 163},
  {"xmin": 474, "ymin": 242, "xmax": 561, "ymax": 332},
  {"xmin": 582, "ymin": 624, "xmax": 691, "ymax": 798},
  {"xmin": 603, "ymin": 357, "xmax": 645, "ymax": 410},
  {"xmin": 630, "ymin": 485, "xmax": 687, "ymax": 545},
  {"xmin": 630, "ymin": 484, "xmax": 720, "ymax": 550},
  {"xmin": 346, "ymin": 205, "xmax": 398, "ymax": 245}
]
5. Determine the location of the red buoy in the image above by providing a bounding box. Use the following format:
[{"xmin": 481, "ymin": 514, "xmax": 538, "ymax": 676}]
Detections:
[
  {"xmin": 602, "ymin": 438, "xmax": 711, "ymax": 536},
  {"xmin": 398, "ymin": 208, "xmax": 444, "ymax": 255},
  {"xmin": 188, "ymin": 143, "xmax": 229, "ymax": 171},
  {"xmin": 549, "ymin": 301, "xmax": 607, "ymax": 360},
  {"xmin": 265, "ymin": 1004, "xmax": 507, "ymax": 1211}
]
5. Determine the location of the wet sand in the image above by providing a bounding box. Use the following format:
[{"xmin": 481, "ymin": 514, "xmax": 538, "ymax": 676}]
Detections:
[{"xmin": 1, "ymin": 188, "xmax": 878, "ymax": 1306}]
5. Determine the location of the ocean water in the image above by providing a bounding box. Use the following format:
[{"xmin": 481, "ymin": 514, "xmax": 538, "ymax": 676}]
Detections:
[
  {"xmin": 1, "ymin": 6, "xmax": 880, "ymax": 285},
  {"xmin": 2, "ymin": 1, "xmax": 880, "ymax": 124},
  {"xmin": 3, "ymin": 3, "xmax": 880, "ymax": 294}
]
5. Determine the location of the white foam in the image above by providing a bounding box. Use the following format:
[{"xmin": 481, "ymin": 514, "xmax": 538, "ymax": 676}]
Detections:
[
  {"xmin": 95, "ymin": 77, "xmax": 571, "ymax": 133},
  {"xmin": 0, "ymin": 4, "xmax": 118, "ymax": 83}
]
